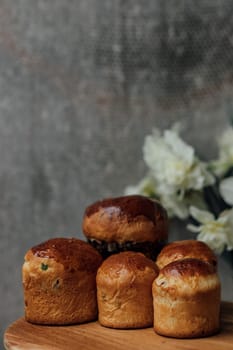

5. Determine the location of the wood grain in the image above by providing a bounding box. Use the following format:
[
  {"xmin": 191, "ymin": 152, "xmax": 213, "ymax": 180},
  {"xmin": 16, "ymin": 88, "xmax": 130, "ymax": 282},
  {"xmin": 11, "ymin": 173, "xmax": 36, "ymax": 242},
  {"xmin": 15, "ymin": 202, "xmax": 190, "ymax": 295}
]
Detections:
[{"xmin": 4, "ymin": 302, "xmax": 233, "ymax": 350}]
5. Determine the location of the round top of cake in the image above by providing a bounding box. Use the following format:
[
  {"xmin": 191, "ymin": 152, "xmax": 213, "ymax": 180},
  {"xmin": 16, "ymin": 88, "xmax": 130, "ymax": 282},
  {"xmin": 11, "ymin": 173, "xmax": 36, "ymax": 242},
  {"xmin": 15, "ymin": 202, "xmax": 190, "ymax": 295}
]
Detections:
[
  {"xmin": 156, "ymin": 240, "xmax": 217, "ymax": 269},
  {"xmin": 25, "ymin": 237, "xmax": 103, "ymax": 273},
  {"xmin": 82, "ymin": 195, "xmax": 168, "ymax": 243},
  {"xmin": 153, "ymin": 258, "xmax": 220, "ymax": 298},
  {"xmin": 97, "ymin": 251, "xmax": 159, "ymax": 287}
]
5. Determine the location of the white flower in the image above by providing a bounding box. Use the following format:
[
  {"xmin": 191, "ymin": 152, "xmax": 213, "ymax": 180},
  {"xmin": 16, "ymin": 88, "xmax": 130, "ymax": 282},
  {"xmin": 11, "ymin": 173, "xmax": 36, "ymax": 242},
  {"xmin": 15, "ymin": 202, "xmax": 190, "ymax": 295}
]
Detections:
[
  {"xmin": 124, "ymin": 123, "xmax": 233, "ymax": 255},
  {"xmin": 158, "ymin": 189, "xmax": 208, "ymax": 220},
  {"xmin": 124, "ymin": 175, "xmax": 191, "ymax": 219},
  {"xmin": 158, "ymin": 192, "xmax": 190, "ymax": 219},
  {"xmin": 219, "ymin": 127, "xmax": 233, "ymax": 161},
  {"xmin": 124, "ymin": 176, "xmax": 157, "ymax": 198},
  {"xmin": 211, "ymin": 127, "xmax": 233, "ymax": 177},
  {"xmin": 225, "ymin": 208, "xmax": 233, "ymax": 247},
  {"xmin": 126, "ymin": 127, "xmax": 215, "ymax": 220},
  {"xmin": 143, "ymin": 128, "xmax": 214, "ymax": 196},
  {"xmin": 219, "ymin": 177, "xmax": 233, "ymax": 205},
  {"xmin": 187, "ymin": 206, "xmax": 233, "ymax": 254}
]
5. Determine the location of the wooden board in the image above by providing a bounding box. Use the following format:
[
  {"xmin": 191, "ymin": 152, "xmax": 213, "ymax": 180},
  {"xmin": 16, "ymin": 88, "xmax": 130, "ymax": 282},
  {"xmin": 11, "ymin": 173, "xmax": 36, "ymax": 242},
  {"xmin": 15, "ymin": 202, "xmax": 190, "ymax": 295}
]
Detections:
[{"xmin": 4, "ymin": 302, "xmax": 233, "ymax": 350}]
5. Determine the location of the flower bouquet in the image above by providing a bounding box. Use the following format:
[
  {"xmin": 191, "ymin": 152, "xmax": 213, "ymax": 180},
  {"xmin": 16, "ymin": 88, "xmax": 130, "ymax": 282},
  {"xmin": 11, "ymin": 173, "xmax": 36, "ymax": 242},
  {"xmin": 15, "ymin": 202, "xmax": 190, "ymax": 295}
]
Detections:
[{"xmin": 125, "ymin": 124, "xmax": 233, "ymax": 256}]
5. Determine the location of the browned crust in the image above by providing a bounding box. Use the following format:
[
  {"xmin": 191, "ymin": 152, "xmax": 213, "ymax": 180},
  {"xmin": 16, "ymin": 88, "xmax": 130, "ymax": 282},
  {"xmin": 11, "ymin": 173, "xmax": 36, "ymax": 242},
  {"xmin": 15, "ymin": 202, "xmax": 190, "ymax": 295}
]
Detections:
[
  {"xmin": 98, "ymin": 251, "xmax": 159, "ymax": 276},
  {"xmin": 23, "ymin": 238, "xmax": 103, "ymax": 325},
  {"xmin": 159, "ymin": 258, "xmax": 216, "ymax": 278},
  {"xmin": 84, "ymin": 195, "xmax": 161, "ymax": 222},
  {"xmin": 82, "ymin": 195, "xmax": 168, "ymax": 243},
  {"xmin": 152, "ymin": 258, "xmax": 221, "ymax": 338},
  {"xmin": 96, "ymin": 252, "xmax": 159, "ymax": 329},
  {"xmin": 156, "ymin": 240, "xmax": 217, "ymax": 269},
  {"xmin": 26, "ymin": 238, "xmax": 102, "ymax": 272}
]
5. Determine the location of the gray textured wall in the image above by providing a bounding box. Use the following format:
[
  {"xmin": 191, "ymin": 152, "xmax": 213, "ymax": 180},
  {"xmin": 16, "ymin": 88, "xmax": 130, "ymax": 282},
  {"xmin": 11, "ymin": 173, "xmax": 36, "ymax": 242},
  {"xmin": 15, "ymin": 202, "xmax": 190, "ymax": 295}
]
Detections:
[{"xmin": 1, "ymin": 0, "xmax": 233, "ymax": 341}]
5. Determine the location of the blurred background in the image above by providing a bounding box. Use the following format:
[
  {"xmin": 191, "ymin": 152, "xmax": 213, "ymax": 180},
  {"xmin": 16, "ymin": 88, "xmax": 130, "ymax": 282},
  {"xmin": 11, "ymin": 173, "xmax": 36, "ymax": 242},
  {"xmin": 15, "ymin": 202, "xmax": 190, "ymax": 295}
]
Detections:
[{"xmin": 1, "ymin": 0, "xmax": 233, "ymax": 341}]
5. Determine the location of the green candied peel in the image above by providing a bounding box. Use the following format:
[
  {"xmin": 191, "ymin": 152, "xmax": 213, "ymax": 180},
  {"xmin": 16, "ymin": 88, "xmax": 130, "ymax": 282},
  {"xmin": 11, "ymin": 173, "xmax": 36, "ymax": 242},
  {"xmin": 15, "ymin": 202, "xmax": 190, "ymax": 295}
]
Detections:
[{"xmin": 41, "ymin": 263, "xmax": 48, "ymax": 271}]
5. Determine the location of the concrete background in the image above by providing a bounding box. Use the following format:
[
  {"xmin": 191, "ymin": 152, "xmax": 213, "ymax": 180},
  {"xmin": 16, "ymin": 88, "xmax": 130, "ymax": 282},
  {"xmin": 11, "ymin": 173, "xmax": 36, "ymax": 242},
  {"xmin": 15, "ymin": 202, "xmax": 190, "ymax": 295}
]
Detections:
[{"xmin": 1, "ymin": 0, "xmax": 233, "ymax": 342}]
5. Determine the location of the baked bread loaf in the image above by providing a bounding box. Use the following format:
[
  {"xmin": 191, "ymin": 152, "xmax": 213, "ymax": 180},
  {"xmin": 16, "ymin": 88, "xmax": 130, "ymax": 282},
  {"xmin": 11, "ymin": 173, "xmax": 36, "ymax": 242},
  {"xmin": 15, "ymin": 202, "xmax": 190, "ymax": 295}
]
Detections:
[
  {"xmin": 22, "ymin": 237, "xmax": 102, "ymax": 325},
  {"xmin": 152, "ymin": 258, "xmax": 221, "ymax": 338},
  {"xmin": 156, "ymin": 239, "xmax": 217, "ymax": 270},
  {"xmin": 96, "ymin": 251, "xmax": 159, "ymax": 329},
  {"xmin": 82, "ymin": 195, "xmax": 168, "ymax": 259}
]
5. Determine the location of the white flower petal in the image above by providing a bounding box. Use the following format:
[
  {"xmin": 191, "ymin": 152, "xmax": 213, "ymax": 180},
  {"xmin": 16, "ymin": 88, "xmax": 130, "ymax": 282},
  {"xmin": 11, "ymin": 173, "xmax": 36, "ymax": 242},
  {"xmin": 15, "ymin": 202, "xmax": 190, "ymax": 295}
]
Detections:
[
  {"xmin": 124, "ymin": 176, "xmax": 157, "ymax": 197},
  {"xmin": 222, "ymin": 208, "xmax": 233, "ymax": 228},
  {"xmin": 164, "ymin": 130, "xmax": 194, "ymax": 165},
  {"xmin": 197, "ymin": 233, "xmax": 225, "ymax": 255},
  {"xmin": 189, "ymin": 206, "xmax": 215, "ymax": 223},
  {"xmin": 143, "ymin": 127, "xmax": 214, "ymax": 194},
  {"xmin": 159, "ymin": 192, "xmax": 189, "ymax": 219},
  {"xmin": 187, "ymin": 224, "xmax": 202, "ymax": 233},
  {"xmin": 124, "ymin": 185, "xmax": 139, "ymax": 196},
  {"xmin": 210, "ymin": 160, "xmax": 230, "ymax": 177},
  {"xmin": 211, "ymin": 127, "xmax": 233, "ymax": 177},
  {"xmin": 219, "ymin": 177, "xmax": 233, "ymax": 205}
]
